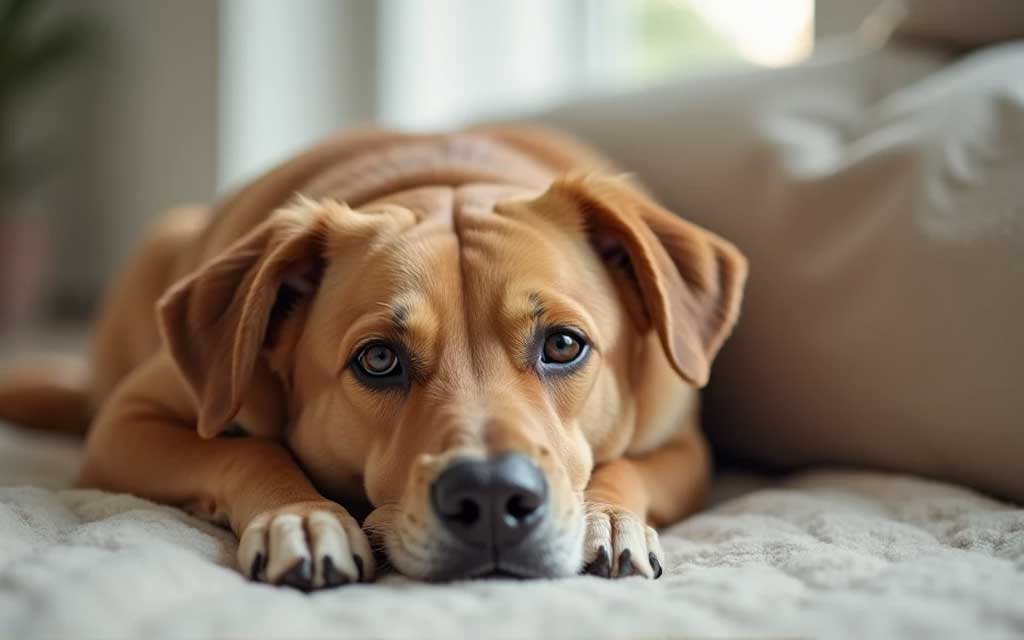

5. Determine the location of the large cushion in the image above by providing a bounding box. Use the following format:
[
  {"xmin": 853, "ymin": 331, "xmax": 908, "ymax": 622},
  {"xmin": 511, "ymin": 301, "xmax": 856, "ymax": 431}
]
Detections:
[
  {"xmin": 896, "ymin": 0, "xmax": 1024, "ymax": 49},
  {"xmin": 538, "ymin": 40, "xmax": 1024, "ymax": 502}
]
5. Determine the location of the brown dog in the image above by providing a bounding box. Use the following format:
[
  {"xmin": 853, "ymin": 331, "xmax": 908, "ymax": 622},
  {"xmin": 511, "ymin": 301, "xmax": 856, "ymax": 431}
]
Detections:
[{"xmin": 0, "ymin": 126, "xmax": 746, "ymax": 587}]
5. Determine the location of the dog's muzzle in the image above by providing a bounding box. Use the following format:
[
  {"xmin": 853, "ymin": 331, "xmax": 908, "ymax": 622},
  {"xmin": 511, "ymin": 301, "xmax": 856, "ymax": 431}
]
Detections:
[{"xmin": 429, "ymin": 453, "xmax": 549, "ymax": 578}]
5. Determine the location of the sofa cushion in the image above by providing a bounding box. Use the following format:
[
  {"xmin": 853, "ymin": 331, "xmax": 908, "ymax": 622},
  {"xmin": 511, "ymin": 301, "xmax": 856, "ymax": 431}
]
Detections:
[
  {"xmin": 896, "ymin": 0, "xmax": 1024, "ymax": 49},
  {"xmin": 539, "ymin": 40, "xmax": 1024, "ymax": 502}
]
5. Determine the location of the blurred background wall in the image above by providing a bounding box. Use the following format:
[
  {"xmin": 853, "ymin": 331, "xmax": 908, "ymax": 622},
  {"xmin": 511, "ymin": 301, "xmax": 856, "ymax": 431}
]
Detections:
[
  {"xmin": 2, "ymin": 0, "xmax": 219, "ymax": 339},
  {"xmin": 2, "ymin": 0, "xmax": 861, "ymax": 344}
]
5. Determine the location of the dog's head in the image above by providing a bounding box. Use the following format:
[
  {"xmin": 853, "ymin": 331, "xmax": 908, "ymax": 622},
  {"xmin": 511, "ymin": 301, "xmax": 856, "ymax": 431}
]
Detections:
[{"xmin": 158, "ymin": 174, "xmax": 746, "ymax": 580}]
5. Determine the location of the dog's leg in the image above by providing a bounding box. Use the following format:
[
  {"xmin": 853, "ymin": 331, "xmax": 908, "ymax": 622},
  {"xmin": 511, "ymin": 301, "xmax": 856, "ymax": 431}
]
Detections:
[
  {"xmin": 79, "ymin": 354, "xmax": 374, "ymax": 589},
  {"xmin": 92, "ymin": 205, "xmax": 208, "ymax": 402},
  {"xmin": 0, "ymin": 355, "xmax": 93, "ymax": 434},
  {"xmin": 582, "ymin": 428, "xmax": 710, "ymax": 579}
]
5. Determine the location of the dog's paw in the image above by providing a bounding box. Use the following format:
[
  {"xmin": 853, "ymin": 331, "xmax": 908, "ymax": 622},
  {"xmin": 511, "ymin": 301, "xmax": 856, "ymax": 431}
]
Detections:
[
  {"xmin": 581, "ymin": 503, "xmax": 664, "ymax": 579},
  {"xmin": 237, "ymin": 501, "xmax": 375, "ymax": 590}
]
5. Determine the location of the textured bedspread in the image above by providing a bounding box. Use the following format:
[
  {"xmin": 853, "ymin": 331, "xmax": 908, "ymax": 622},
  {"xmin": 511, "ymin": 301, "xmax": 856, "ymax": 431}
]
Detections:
[{"xmin": 1, "ymin": 423, "xmax": 1021, "ymax": 639}]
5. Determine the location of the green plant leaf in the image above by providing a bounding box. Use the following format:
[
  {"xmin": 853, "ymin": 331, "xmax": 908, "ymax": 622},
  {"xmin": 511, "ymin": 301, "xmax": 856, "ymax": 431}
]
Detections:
[
  {"xmin": 0, "ymin": 17, "xmax": 92, "ymax": 94},
  {"xmin": 0, "ymin": 0, "xmax": 44, "ymax": 44}
]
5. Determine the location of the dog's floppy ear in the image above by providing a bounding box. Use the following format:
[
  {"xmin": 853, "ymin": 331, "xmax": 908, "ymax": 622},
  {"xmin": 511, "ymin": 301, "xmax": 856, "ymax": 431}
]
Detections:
[
  {"xmin": 157, "ymin": 201, "xmax": 331, "ymax": 438},
  {"xmin": 544, "ymin": 174, "xmax": 747, "ymax": 387}
]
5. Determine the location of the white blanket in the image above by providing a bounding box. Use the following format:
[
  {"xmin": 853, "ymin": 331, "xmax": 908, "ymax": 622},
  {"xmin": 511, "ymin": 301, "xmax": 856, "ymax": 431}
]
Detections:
[{"xmin": 1, "ymin": 423, "xmax": 1022, "ymax": 640}]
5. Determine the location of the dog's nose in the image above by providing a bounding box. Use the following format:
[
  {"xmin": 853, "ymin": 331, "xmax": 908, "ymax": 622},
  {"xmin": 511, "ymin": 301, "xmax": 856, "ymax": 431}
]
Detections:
[{"xmin": 430, "ymin": 453, "xmax": 548, "ymax": 550}]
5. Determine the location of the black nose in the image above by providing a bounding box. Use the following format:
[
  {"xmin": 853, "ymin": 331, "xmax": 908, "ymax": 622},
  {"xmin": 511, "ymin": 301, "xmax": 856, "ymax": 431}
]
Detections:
[{"xmin": 430, "ymin": 453, "xmax": 548, "ymax": 550}]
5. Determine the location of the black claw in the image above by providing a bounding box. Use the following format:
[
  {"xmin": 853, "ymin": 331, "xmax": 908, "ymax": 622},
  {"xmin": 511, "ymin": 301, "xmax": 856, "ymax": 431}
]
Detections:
[
  {"xmin": 353, "ymin": 554, "xmax": 365, "ymax": 582},
  {"xmin": 278, "ymin": 557, "xmax": 313, "ymax": 591},
  {"xmin": 649, "ymin": 552, "xmax": 663, "ymax": 579},
  {"xmin": 249, "ymin": 552, "xmax": 265, "ymax": 580},
  {"xmin": 583, "ymin": 545, "xmax": 611, "ymax": 578},
  {"xmin": 616, "ymin": 549, "xmax": 636, "ymax": 578},
  {"xmin": 322, "ymin": 556, "xmax": 350, "ymax": 588}
]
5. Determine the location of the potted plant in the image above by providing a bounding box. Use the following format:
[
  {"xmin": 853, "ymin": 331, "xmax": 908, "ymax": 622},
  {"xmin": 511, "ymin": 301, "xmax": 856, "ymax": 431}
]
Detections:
[{"xmin": 0, "ymin": 0, "xmax": 90, "ymax": 338}]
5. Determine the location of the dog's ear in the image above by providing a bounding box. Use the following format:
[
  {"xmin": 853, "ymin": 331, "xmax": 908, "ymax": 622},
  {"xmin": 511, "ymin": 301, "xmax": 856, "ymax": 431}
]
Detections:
[
  {"xmin": 541, "ymin": 174, "xmax": 747, "ymax": 387},
  {"xmin": 157, "ymin": 201, "xmax": 332, "ymax": 438}
]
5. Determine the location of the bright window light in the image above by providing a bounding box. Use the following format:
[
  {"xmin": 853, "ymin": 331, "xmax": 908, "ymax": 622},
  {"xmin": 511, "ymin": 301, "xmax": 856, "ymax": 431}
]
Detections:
[{"xmin": 685, "ymin": 0, "xmax": 815, "ymax": 67}]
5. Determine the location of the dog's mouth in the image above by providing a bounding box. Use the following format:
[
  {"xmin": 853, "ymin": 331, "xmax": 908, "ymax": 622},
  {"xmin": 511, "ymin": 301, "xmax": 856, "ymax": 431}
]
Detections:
[
  {"xmin": 439, "ymin": 555, "xmax": 550, "ymax": 581},
  {"xmin": 476, "ymin": 569, "xmax": 533, "ymax": 580},
  {"xmin": 395, "ymin": 516, "xmax": 587, "ymax": 582},
  {"xmin": 380, "ymin": 512, "xmax": 586, "ymax": 582}
]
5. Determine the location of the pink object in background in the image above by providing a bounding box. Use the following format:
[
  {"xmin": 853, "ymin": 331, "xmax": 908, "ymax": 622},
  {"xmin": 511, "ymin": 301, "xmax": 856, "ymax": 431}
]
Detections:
[{"xmin": 0, "ymin": 213, "xmax": 52, "ymax": 344}]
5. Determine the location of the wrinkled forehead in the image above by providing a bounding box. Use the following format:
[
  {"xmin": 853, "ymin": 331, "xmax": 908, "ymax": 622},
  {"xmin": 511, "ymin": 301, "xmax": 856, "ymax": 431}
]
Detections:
[
  {"xmin": 312, "ymin": 184, "xmax": 622, "ymax": 367},
  {"xmin": 310, "ymin": 215, "xmax": 461, "ymax": 371},
  {"xmin": 459, "ymin": 184, "xmax": 627, "ymax": 328}
]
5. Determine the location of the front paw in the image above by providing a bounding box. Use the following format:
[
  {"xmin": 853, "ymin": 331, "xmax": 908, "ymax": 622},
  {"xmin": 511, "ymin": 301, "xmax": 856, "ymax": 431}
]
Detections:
[
  {"xmin": 237, "ymin": 501, "xmax": 375, "ymax": 590},
  {"xmin": 582, "ymin": 503, "xmax": 664, "ymax": 579}
]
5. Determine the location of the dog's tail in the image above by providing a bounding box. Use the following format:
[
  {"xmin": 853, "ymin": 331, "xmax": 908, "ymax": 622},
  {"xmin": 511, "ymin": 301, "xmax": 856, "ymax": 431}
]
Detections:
[{"xmin": 0, "ymin": 354, "xmax": 94, "ymax": 435}]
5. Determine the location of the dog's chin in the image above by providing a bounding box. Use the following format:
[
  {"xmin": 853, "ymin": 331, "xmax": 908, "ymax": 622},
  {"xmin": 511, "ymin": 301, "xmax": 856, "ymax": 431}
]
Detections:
[{"xmin": 385, "ymin": 516, "xmax": 586, "ymax": 582}]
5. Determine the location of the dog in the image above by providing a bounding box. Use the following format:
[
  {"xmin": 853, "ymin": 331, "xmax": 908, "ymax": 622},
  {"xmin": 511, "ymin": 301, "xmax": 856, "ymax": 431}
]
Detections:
[{"xmin": 0, "ymin": 126, "xmax": 746, "ymax": 588}]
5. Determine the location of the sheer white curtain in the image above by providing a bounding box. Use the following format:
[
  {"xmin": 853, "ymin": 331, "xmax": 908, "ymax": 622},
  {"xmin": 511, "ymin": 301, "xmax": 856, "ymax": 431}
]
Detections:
[
  {"xmin": 376, "ymin": 0, "xmax": 613, "ymax": 130},
  {"xmin": 216, "ymin": 0, "xmax": 817, "ymax": 191},
  {"xmin": 217, "ymin": 0, "xmax": 603, "ymax": 189},
  {"xmin": 218, "ymin": 0, "xmax": 379, "ymax": 190}
]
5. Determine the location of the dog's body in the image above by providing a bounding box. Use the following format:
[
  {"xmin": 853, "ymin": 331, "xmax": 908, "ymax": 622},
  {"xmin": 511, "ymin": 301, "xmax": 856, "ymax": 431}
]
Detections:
[{"xmin": 0, "ymin": 126, "xmax": 746, "ymax": 587}]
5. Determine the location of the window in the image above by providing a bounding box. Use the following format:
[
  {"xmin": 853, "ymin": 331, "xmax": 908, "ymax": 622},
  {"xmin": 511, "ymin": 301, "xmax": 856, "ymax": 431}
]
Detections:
[
  {"xmin": 378, "ymin": 0, "xmax": 814, "ymax": 130},
  {"xmin": 219, "ymin": 0, "xmax": 814, "ymax": 188}
]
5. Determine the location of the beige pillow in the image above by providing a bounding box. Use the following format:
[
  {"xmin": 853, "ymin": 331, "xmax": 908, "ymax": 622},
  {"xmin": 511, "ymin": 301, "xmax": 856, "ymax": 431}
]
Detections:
[
  {"xmin": 896, "ymin": 0, "xmax": 1024, "ymax": 49},
  {"xmin": 538, "ymin": 40, "xmax": 1024, "ymax": 502}
]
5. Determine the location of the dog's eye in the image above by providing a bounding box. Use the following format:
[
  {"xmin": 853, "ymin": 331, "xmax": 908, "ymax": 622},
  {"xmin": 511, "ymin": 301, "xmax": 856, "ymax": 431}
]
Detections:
[
  {"xmin": 357, "ymin": 344, "xmax": 400, "ymax": 377},
  {"xmin": 542, "ymin": 331, "xmax": 586, "ymax": 365}
]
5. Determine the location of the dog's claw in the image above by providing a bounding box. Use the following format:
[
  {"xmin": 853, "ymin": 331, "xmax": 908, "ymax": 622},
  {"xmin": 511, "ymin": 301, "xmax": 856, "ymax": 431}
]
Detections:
[
  {"xmin": 616, "ymin": 549, "xmax": 636, "ymax": 578},
  {"xmin": 583, "ymin": 545, "xmax": 611, "ymax": 578},
  {"xmin": 584, "ymin": 503, "xmax": 664, "ymax": 579},
  {"xmin": 238, "ymin": 504, "xmax": 376, "ymax": 590},
  {"xmin": 649, "ymin": 552, "xmax": 663, "ymax": 579},
  {"xmin": 278, "ymin": 557, "xmax": 313, "ymax": 591},
  {"xmin": 353, "ymin": 554, "xmax": 365, "ymax": 582},
  {"xmin": 250, "ymin": 552, "xmax": 265, "ymax": 580},
  {"xmin": 322, "ymin": 556, "xmax": 349, "ymax": 588}
]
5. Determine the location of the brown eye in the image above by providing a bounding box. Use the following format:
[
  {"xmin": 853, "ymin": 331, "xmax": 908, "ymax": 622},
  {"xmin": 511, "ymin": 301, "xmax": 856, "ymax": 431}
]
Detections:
[
  {"xmin": 542, "ymin": 331, "xmax": 585, "ymax": 365},
  {"xmin": 358, "ymin": 344, "xmax": 399, "ymax": 376}
]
